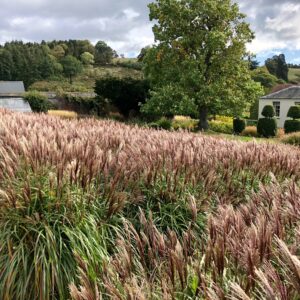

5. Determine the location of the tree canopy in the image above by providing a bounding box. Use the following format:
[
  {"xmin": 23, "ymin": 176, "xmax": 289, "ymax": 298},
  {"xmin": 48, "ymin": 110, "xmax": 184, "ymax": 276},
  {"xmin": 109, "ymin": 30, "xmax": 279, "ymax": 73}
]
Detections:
[
  {"xmin": 60, "ymin": 55, "xmax": 83, "ymax": 84},
  {"xmin": 265, "ymin": 54, "xmax": 289, "ymax": 82},
  {"xmin": 142, "ymin": 0, "xmax": 263, "ymax": 129},
  {"xmin": 95, "ymin": 41, "xmax": 117, "ymax": 65},
  {"xmin": 0, "ymin": 40, "xmax": 117, "ymax": 87}
]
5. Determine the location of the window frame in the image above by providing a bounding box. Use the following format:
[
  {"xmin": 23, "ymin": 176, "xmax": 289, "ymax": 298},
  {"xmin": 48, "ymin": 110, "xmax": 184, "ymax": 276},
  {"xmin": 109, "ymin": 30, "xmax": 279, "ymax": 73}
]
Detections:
[{"xmin": 272, "ymin": 101, "xmax": 280, "ymax": 118}]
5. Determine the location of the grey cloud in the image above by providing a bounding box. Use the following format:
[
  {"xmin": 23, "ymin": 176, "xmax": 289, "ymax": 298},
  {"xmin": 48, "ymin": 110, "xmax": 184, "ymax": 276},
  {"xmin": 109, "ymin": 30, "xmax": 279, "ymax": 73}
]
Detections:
[
  {"xmin": 1, "ymin": 0, "xmax": 300, "ymax": 56},
  {"xmin": 0, "ymin": 0, "xmax": 153, "ymax": 55}
]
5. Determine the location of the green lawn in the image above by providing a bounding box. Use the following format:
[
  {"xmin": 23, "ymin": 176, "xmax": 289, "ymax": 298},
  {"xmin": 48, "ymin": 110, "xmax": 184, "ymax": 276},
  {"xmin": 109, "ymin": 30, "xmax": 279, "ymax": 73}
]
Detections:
[{"xmin": 203, "ymin": 131, "xmax": 278, "ymax": 143}]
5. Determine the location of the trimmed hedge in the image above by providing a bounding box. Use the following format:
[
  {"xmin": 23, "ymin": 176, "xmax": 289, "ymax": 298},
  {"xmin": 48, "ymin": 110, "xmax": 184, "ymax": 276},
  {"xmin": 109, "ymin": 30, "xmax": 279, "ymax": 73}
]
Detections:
[
  {"xmin": 261, "ymin": 105, "xmax": 275, "ymax": 118},
  {"xmin": 257, "ymin": 118, "xmax": 277, "ymax": 137},
  {"xmin": 287, "ymin": 106, "xmax": 300, "ymax": 119},
  {"xmin": 233, "ymin": 118, "xmax": 246, "ymax": 134},
  {"xmin": 284, "ymin": 120, "xmax": 300, "ymax": 134}
]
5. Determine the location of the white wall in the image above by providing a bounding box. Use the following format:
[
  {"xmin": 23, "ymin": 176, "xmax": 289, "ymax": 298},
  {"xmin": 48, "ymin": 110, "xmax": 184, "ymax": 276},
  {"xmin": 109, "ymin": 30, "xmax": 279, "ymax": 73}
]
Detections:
[{"xmin": 259, "ymin": 99, "xmax": 297, "ymax": 128}]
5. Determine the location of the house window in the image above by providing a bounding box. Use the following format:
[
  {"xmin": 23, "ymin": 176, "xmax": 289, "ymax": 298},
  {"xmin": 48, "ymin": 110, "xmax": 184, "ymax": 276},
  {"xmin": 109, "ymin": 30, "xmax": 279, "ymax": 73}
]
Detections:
[{"xmin": 273, "ymin": 101, "xmax": 280, "ymax": 117}]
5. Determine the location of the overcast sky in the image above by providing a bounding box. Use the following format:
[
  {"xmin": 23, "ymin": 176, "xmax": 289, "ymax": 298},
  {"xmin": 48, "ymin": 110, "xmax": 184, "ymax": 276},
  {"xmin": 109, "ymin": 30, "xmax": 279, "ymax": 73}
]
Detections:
[{"xmin": 1, "ymin": 0, "xmax": 300, "ymax": 63}]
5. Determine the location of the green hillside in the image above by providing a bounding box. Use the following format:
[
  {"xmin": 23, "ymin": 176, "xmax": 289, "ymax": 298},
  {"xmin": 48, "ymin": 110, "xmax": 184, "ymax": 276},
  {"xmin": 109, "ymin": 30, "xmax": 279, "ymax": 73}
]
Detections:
[
  {"xmin": 29, "ymin": 63, "xmax": 143, "ymax": 93},
  {"xmin": 289, "ymin": 68, "xmax": 300, "ymax": 83}
]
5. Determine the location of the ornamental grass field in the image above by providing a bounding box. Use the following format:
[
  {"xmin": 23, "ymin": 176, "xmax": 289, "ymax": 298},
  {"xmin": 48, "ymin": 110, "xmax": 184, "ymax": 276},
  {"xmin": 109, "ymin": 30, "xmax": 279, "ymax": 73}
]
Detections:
[{"xmin": 0, "ymin": 110, "xmax": 300, "ymax": 299}]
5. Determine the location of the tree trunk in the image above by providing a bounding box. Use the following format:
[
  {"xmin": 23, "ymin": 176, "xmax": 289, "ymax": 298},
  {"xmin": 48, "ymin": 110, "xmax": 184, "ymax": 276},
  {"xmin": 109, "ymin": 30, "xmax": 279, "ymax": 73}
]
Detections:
[
  {"xmin": 198, "ymin": 106, "xmax": 209, "ymax": 131},
  {"xmin": 69, "ymin": 76, "xmax": 73, "ymax": 85}
]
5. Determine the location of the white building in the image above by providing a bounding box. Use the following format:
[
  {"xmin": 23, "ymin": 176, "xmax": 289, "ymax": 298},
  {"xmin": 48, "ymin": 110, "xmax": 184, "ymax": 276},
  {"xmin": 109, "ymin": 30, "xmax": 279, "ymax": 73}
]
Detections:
[
  {"xmin": 259, "ymin": 86, "xmax": 300, "ymax": 128},
  {"xmin": 0, "ymin": 81, "xmax": 31, "ymax": 112}
]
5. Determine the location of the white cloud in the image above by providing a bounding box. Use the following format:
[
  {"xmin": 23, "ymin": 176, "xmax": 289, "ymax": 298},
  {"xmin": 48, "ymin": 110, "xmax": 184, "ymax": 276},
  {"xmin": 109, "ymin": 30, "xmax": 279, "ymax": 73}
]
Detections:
[{"xmin": 240, "ymin": 0, "xmax": 300, "ymax": 54}]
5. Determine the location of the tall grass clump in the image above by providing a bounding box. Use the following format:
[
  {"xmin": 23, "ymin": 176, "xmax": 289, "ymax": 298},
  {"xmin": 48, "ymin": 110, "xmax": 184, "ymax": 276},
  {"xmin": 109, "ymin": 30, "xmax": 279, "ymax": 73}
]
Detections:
[{"xmin": 0, "ymin": 109, "xmax": 300, "ymax": 298}]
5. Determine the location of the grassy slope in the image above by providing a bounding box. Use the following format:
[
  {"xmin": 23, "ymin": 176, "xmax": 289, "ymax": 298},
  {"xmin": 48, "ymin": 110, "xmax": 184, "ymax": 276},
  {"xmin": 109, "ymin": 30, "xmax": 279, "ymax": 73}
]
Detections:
[
  {"xmin": 288, "ymin": 68, "xmax": 300, "ymax": 83},
  {"xmin": 29, "ymin": 60, "xmax": 142, "ymax": 93}
]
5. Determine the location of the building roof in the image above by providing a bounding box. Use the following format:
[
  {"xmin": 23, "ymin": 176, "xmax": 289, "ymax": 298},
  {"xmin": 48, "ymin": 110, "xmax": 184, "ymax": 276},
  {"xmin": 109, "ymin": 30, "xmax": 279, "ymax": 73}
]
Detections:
[
  {"xmin": 0, "ymin": 81, "xmax": 25, "ymax": 95},
  {"xmin": 262, "ymin": 86, "xmax": 300, "ymax": 100},
  {"xmin": 270, "ymin": 84, "xmax": 294, "ymax": 94}
]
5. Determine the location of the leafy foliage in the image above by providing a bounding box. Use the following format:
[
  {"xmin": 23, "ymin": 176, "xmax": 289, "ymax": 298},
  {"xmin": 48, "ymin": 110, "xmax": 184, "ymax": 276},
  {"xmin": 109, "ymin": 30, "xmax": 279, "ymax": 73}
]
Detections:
[
  {"xmin": 94, "ymin": 41, "xmax": 116, "ymax": 65},
  {"xmin": 80, "ymin": 52, "xmax": 94, "ymax": 66},
  {"xmin": 265, "ymin": 54, "xmax": 289, "ymax": 82},
  {"xmin": 208, "ymin": 120, "xmax": 233, "ymax": 134},
  {"xmin": 60, "ymin": 55, "xmax": 83, "ymax": 84},
  {"xmin": 141, "ymin": 84, "xmax": 198, "ymax": 119},
  {"xmin": 95, "ymin": 77, "xmax": 149, "ymax": 117},
  {"xmin": 24, "ymin": 90, "xmax": 51, "ymax": 112},
  {"xmin": 0, "ymin": 40, "xmax": 117, "ymax": 87},
  {"xmin": 251, "ymin": 67, "xmax": 281, "ymax": 92},
  {"xmin": 142, "ymin": 0, "xmax": 263, "ymax": 129},
  {"xmin": 149, "ymin": 117, "xmax": 173, "ymax": 130}
]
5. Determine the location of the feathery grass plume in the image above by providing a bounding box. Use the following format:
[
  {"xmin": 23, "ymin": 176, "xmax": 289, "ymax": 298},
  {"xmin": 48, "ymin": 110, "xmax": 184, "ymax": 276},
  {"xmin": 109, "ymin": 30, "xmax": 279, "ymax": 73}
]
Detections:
[{"xmin": 1, "ymin": 110, "xmax": 300, "ymax": 298}]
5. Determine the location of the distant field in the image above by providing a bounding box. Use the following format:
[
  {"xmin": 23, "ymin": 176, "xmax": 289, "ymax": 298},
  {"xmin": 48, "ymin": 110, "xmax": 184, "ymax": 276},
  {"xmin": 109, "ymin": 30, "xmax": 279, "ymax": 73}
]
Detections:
[
  {"xmin": 288, "ymin": 68, "xmax": 300, "ymax": 83},
  {"xmin": 29, "ymin": 61, "xmax": 142, "ymax": 93}
]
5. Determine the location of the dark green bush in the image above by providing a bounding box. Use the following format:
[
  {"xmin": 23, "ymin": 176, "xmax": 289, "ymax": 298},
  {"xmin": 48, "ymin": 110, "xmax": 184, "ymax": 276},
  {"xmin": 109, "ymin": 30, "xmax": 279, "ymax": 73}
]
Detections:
[
  {"xmin": 23, "ymin": 91, "xmax": 50, "ymax": 112},
  {"xmin": 284, "ymin": 120, "xmax": 300, "ymax": 134},
  {"xmin": 287, "ymin": 106, "xmax": 300, "ymax": 119},
  {"xmin": 95, "ymin": 77, "xmax": 149, "ymax": 117},
  {"xmin": 257, "ymin": 118, "xmax": 277, "ymax": 137},
  {"xmin": 156, "ymin": 117, "xmax": 172, "ymax": 130},
  {"xmin": 261, "ymin": 105, "xmax": 275, "ymax": 118},
  {"xmin": 233, "ymin": 118, "xmax": 246, "ymax": 134}
]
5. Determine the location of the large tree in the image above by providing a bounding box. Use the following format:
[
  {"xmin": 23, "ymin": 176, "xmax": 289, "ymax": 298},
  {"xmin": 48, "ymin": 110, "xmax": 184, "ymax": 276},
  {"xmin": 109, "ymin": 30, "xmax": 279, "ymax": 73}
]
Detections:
[
  {"xmin": 142, "ymin": 0, "xmax": 263, "ymax": 129},
  {"xmin": 265, "ymin": 54, "xmax": 289, "ymax": 82},
  {"xmin": 60, "ymin": 55, "xmax": 83, "ymax": 84},
  {"xmin": 94, "ymin": 41, "xmax": 116, "ymax": 65}
]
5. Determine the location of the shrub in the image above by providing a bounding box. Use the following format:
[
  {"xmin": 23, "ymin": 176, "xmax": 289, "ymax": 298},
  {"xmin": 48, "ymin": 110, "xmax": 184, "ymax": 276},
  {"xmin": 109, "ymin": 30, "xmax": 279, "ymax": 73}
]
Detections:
[
  {"xmin": 95, "ymin": 77, "xmax": 149, "ymax": 117},
  {"xmin": 215, "ymin": 115, "xmax": 233, "ymax": 123},
  {"xmin": 208, "ymin": 120, "xmax": 233, "ymax": 134},
  {"xmin": 257, "ymin": 118, "xmax": 277, "ymax": 137},
  {"xmin": 287, "ymin": 106, "xmax": 300, "ymax": 119},
  {"xmin": 261, "ymin": 105, "xmax": 275, "ymax": 118},
  {"xmin": 172, "ymin": 116, "xmax": 198, "ymax": 131},
  {"xmin": 156, "ymin": 117, "xmax": 172, "ymax": 130},
  {"xmin": 241, "ymin": 126, "xmax": 257, "ymax": 137},
  {"xmin": 233, "ymin": 118, "xmax": 246, "ymax": 134},
  {"xmin": 284, "ymin": 120, "xmax": 300, "ymax": 134},
  {"xmin": 23, "ymin": 91, "xmax": 50, "ymax": 112},
  {"xmin": 281, "ymin": 132, "xmax": 300, "ymax": 146}
]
